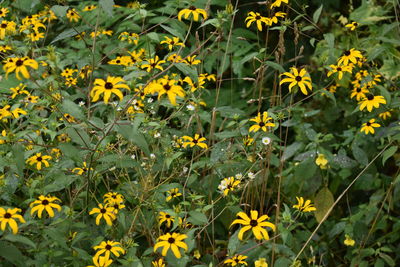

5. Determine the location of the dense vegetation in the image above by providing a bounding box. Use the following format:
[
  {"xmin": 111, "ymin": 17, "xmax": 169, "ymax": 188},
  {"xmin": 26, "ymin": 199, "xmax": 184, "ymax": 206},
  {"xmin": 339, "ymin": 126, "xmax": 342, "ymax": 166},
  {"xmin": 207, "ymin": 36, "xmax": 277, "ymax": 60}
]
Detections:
[{"xmin": 0, "ymin": 0, "xmax": 399, "ymax": 266}]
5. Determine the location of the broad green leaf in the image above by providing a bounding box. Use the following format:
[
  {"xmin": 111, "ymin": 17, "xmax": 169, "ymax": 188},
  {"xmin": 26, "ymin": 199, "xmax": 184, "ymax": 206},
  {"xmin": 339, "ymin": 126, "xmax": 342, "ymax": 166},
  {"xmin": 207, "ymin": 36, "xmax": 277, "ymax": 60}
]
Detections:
[
  {"xmin": 51, "ymin": 5, "xmax": 69, "ymax": 17},
  {"xmin": 3, "ymin": 234, "xmax": 37, "ymax": 249},
  {"xmin": 51, "ymin": 26, "xmax": 87, "ymax": 44},
  {"xmin": 282, "ymin": 142, "xmax": 304, "ymax": 161},
  {"xmin": 188, "ymin": 211, "xmax": 208, "ymax": 225},
  {"xmin": 265, "ymin": 61, "xmax": 285, "ymax": 73},
  {"xmin": 314, "ymin": 187, "xmax": 334, "ymax": 223},
  {"xmin": 382, "ymin": 146, "xmax": 397, "ymax": 165},
  {"xmin": 12, "ymin": 144, "xmax": 24, "ymax": 176},
  {"xmin": 351, "ymin": 143, "xmax": 369, "ymax": 166},
  {"xmin": 61, "ymin": 99, "xmax": 85, "ymax": 120},
  {"xmin": 160, "ymin": 24, "xmax": 185, "ymax": 41},
  {"xmin": 100, "ymin": 0, "xmax": 115, "ymax": 17},
  {"xmin": 0, "ymin": 241, "xmax": 26, "ymax": 265},
  {"xmin": 313, "ymin": 5, "xmax": 323, "ymax": 23},
  {"xmin": 294, "ymin": 157, "xmax": 317, "ymax": 180}
]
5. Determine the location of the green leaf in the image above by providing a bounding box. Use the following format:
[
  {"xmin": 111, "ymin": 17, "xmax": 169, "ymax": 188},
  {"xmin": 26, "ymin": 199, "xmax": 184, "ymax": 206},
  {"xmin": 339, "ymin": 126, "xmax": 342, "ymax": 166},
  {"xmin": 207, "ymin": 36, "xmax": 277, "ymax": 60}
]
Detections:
[
  {"xmin": 51, "ymin": 26, "xmax": 87, "ymax": 44},
  {"xmin": 116, "ymin": 123, "xmax": 150, "ymax": 155},
  {"xmin": 313, "ymin": 5, "xmax": 323, "ymax": 23},
  {"xmin": 0, "ymin": 241, "xmax": 26, "ymax": 265},
  {"xmin": 351, "ymin": 143, "xmax": 369, "ymax": 166},
  {"xmin": 323, "ymin": 33, "xmax": 335, "ymax": 48},
  {"xmin": 51, "ymin": 5, "xmax": 69, "ymax": 17},
  {"xmin": 65, "ymin": 126, "xmax": 91, "ymax": 148},
  {"xmin": 314, "ymin": 187, "xmax": 334, "ymax": 223},
  {"xmin": 100, "ymin": 0, "xmax": 115, "ymax": 17},
  {"xmin": 227, "ymin": 229, "xmax": 240, "ymax": 254},
  {"xmin": 382, "ymin": 146, "xmax": 397, "ymax": 165},
  {"xmin": 44, "ymin": 173, "xmax": 77, "ymax": 193},
  {"xmin": 160, "ymin": 24, "xmax": 184, "ymax": 41},
  {"xmin": 61, "ymin": 99, "xmax": 85, "ymax": 120},
  {"xmin": 188, "ymin": 211, "xmax": 208, "ymax": 225},
  {"xmin": 12, "ymin": 144, "xmax": 24, "ymax": 176},
  {"xmin": 379, "ymin": 253, "xmax": 395, "ymax": 267},
  {"xmin": 3, "ymin": 234, "xmax": 37, "ymax": 249},
  {"xmin": 265, "ymin": 61, "xmax": 285, "ymax": 73},
  {"xmin": 282, "ymin": 142, "xmax": 304, "ymax": 161}
]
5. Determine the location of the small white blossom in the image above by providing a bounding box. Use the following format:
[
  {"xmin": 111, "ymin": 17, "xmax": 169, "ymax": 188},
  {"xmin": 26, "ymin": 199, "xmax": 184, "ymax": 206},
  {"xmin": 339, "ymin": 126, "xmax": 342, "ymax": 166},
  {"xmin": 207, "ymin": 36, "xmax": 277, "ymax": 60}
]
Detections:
[
  {"xmin": 131, "ymin": 154, "xmax": 136, "ymax": 160},
  {"xmin": 147, "ymin": 98, "xmax": 154, "ymax": 103},
  {"xmin": 183, "ymin": 167, "xmax": 189, "ymax": 173},
  {"xmin": 248, "ymin": 172, "xmax": 256, "ymax": 180},
  {"xmin": 154, "ymin": 132, "xmax": 161, "ymax": 138},
  {"xmin": 150, "ymin": 153, "xmax": 156, "ymax": 159},
  {"xmin": 262, "ymin": 137, "xmax": 271, "ymax": 145},
  {"xmin": 235, "ymin": 173, "xmax": 243, "ymax": 180},
  {"xmin": 78, "ymin": 101, "xmax": 85, "ymax": 106},
  {"xmin": 186, "ymin": 104, "xmax": 195, "ymax": 111},
  {"xmin": 109, "ymin": 166, "xmax": 116, "ymax": 171},
  {"xmin": 217, "ymin": 179, "xmax": 228, "ymax": 193}
]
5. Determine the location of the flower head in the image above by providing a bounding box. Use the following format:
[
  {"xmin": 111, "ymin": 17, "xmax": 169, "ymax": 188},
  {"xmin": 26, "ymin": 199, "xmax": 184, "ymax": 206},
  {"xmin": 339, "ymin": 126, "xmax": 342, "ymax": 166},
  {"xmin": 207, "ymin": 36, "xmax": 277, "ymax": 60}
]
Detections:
[
  {"xmin": 344, "ymin": 234, "xmax": 355, "ymax": 246},
  {"xmin": 245, "ymin": 12, "xmax": 270, "ymax": 31},
  {"xmin": 0, "ymin": 207, "xmax": 26, "ymax": 234},
  {"xmin": 224, "ymin": 254, "xmax": 248, "ymax": 266},
  {"xmin": 338, "ymin": 48, "xmax": 363, "ymax": 65},
  {"xmin": 160, "ymin": 36, "xmax": 184, "ymax": 51},
  {"xmin": 327, "ymin": 64, "xmax": 352, "ymax": 80},
  {"xmin": 153, "ymin": 232, "xmax": 188, "ymax": 258},
  {"xmin": 249, "ymin": 112, "xmax": 275, "ymax": 133},
  {"xmin": 218, "ymin": 177, "xmax": 240, "ymax": 196},
  {"xmin": 166, "ymin": 188, "xmax": 182, "ymax": 202},
  {"xmin": 30, "ymin": 195, "xmax": 62, "ymax": 218},
  {"xmin": 315, "ymin": 154, "xmax": 328, "ymax": 169},
  {"xmin": 93, "ymin": 240, "xmax": 125, "ymax": 262},
  {"xmin": 181, "ymin": 134, "xmax": 208, "ymax": 149},
  {"xmin": 293, "ymin": 197, "xmax": 316, "ymax": 212},
  {"xmin": 3, "ymin": 56, "xmax": 38, "ymax": 80},
  {"xmin": 26, "ymin": 153, "xmax": 52, "ymax": 170},
  {"xmin": 280, "ymin": 67, "xmax": 312, "ymax": 95},
  {"xmin": 159, "ymin": 211, "xmax": 175, "ymax": 228},
  {"xmin": 345, "ymin": 21, "xmax": 359, "ymax": 31},
  {"xmin": 178, "ymin": 6, "xmax": 207, "ymax": 21},
  {"xmin": 91, "ymin": 76, "xmax": 130, "ymax": 104},
  {"xmin": 230, "ymin": 210, "xmax": 276, "ymax": 240},
  {"xmin": 360, "ymin": 119, "xmax": 380, "ymax": 135},
  {"xmin": 89, "ymin": 203, "xmax": 116, "ymax": 226},
  {"xmin": 359, "ymin": 95, "xmax": 386, "ymax": 112},
  {"xmin": 255, "ymin": 258, "xmax": 268, "ymax": 267},
  {"xmin": 270, "ymin": 0, "xmax": 288, "ymax": 9}
]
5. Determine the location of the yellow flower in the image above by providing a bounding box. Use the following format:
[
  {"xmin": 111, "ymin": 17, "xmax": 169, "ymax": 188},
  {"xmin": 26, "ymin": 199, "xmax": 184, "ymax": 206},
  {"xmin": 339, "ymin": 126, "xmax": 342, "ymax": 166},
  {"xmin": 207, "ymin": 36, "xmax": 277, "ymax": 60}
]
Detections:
[
  {"xmin": 183, "ymin": 55, "xmax": 201, "ymax": 66},
  {"xmin": 359, "ymin": 95, "xmax": 386, "ymax": 112},
  {"xmin": 89, "ymin": 203, "xmax": 116, "ymax": 226},
  {"xmin": 0, "ymin": 44, "xmax": 12, "ymax": 53},
  {"xmin": 159, "ymin": 211, "xmax": 175, "ymax": 228},
  {"xmin": 118, "ymin": 32, "xmax": 140, "ymax": 45},
  {"xmin": 327, "ymin": 64, "xmax": 352, "ymax": 80},
  {"xmin": 3, "ymin": 56, "xmax": 38, "ymax": 80},
  {"xmin": 24, "ymin": 95, "xmax": 39, "ymax": 104},
  {"xmin": 160, "ymin": 36, "xmax": 184, "ymax": 51},
  {"xmin": 72, "ymin": 162, "xmax": 93, "ymax": 175},
  {"xmin": 152, "ymin": 258, "xmax": 165, "ymax": 267},
  {"xmin": 378, "ymin": 111, "xmax": 391, "ymax": 120},
  {"xmin": 108, "ymin": 56, "xmax": 133, "ymax": 66},
  {"xmin": 141, "ymin": 56, "xmax": 166, "ymax": 72},
  {"xmin": 147, "ymin": 77, "xmax": 185, "ymax": 106},
  {"xmin": 87, "ymin": 255, "xmax": 113, "ymax": 267},
  {"xmin": 249, "ymin": 112, "xmax": 275, "ymax": 133},
  {"xmin": 30, "ymin": 195, "xmax": 62, "ymax": 218},
  {"xmin": 62, "ymin": 113, "xmax": 76, "ymax": 123},
  {"xmin": 219, "ymin": 177, "xmax": 240, "ymax": 196},
  {"xmin": 270, "ymin": 0, "xmax": 288, "ymax": 9},
  {"xmin": 167, "ymin": 53, "xmax": 183, "ymax": 63},
  {"xmin": 0, "ymin": 20, "xmax": 16, "ymax": 39},
  {"xmin": 245, "ymin": 12, "xmax": 270, "ymax": 31},
  {"xmin": 181, "ymin": 134, "xmax": 208, "ymax": 149},
  {"xmin": 268, "ymin": 12, "xmax": 286, "ymax": 25},
  {"xmin": 280, "ymin": 67, "xmax": 312, "ymax": 95},
  {"xmin": 83, "ymin": 5, "xmax": 97, "ymax": 12},
  {"xmin": 224, "ymin": 255, "xmax": 248, "ymax": 266},
  {"xmin": 0, "ymin": 7, "xmax": 9, "ymax": 18},
  {"xmin": 337, "ymin": 48, "xmax": 363, "ymax": 65},
  {"xmin": 166, "ymin": 188, "xmax": 182, "ymax": 202},
  {"xmin": 153, "ymin": 232, "xmax": 188, "ymax": 258},
  {"xmin": 66, "ymin": 8, "xmax": 80, "ymax": 22},
  {"xmin": 293, "ymin": 197, "xmax": 316, "ymax": 212},
  {"xmin": 0, "ymin": 207, "xmax": 26, "ymax": 234},
  {"xmin": 344, "ymin": 234, "xmax": 355, "ymax": 246},
  {"xmin": 93, "ymin": 240, "xmax": 125, "ymax": 262},
  {"xmin": 61, "ymin": 68, "xmax": 78, "ymax": 77},
  {"xmin": 178, "ymin": 6, "xmax": 207, "ymax": 21},
  {"xmin": 243, "ymin": 135, "xmax": 254, "ymax": 146},
  {"xmin": 345, "ymin": 21, "xmax": 359, "ymax": 31},
  {"xmin": 360, "ymin": 119, "xmax": 380, "ymax": 135},
  {"xmin": 10, "ymin": 83, "xmax": 29, "ymax": 99},
  {"xmin": 91, "ymin": 76, "xmax": 130, "ymax": 104},
  {"xmin": 255, "ymin": 258, "xmax": 268, "ymax": 267},
  {"xmin": 27, "ymin": 32, "xmax": 45, "ymax": 42},
  {"xmin": 315, "ymin": 154, "xmax": 328, "ymax": 169},
  {"xmin": 26, "ymin": 153, "xmax": 52, "ymax": 170},
  {"xmin": 230, "ymin": 210, "xmax": 276, "ymax": 240},
  {"xmin": 350, "ymin": 86, "xmax": 369, "ymax": 101}
]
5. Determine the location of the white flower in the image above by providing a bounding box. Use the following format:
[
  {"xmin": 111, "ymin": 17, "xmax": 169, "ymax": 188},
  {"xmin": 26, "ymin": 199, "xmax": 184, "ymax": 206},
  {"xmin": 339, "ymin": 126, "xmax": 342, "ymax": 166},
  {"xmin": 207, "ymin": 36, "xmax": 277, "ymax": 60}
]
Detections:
[
  {"xmin": 248, "ymin": 172, "xmax": 256, "ymax": 180},
  {"xmin": 235, "ymin": 173, "xmax": 243, "ymax": 180},
  {"xmin": 117, "ymin": 107, "xmax": 122, "ymax": 111},
  {"xmin": 109, "ymin": 166, "xmax": 116, "ymax": 171},
  {"xmin": 147, "ymin": 98, "xmax": 154, "ymax": 103},
  {"xmin": 78, "ymin": 101, "xmax": 85, "ymax": 106},
  {"xmin": 262, "ymin": 137, "xmax": 271, "ymax": 145},
  {"xmin": 150, "ymin": 153, "xmax": 156, "ymax": 159},
  {"xmin": 154, "ymin": 132, "xmax": 161, "ymax": 138},
  {"xmin": 186, "ymin": 104, "xmax": 195, "ymax": 111},
  {"xmin": 183, "ymin": 166, "xmax": 189, "ymax": 173},
  {"xmin": 217, "ymin": 179, "xmax": 228, "ymax": 192},
  {"xmin": 131, "ymin": 154, "xmax": 136, "ymax": 160}
]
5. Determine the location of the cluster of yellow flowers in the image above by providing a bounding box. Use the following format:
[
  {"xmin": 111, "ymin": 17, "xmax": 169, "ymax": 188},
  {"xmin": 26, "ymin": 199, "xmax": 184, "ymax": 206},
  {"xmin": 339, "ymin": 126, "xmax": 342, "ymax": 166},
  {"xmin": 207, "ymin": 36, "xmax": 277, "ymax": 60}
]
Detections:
[
  {"xmin": 89, "ymin": 192, "xmax": 126, "ymax": 226},
  {"xmin": 245, "ymin": 0, "xmax": 288, "ymax": 31}
]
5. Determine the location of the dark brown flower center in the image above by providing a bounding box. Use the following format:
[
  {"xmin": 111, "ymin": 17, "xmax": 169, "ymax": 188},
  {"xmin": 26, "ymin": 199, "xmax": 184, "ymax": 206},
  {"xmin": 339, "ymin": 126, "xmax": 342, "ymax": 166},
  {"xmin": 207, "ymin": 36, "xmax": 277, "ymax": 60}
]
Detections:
[
  {"xmin": 189, "ymin": 6, "xmax": 196, "ymax": 10},
  {"xmin": 42, "ymin": 199, "xmax": 49, "ymax": 205},
  {"xmin": 100, "ymin": 208, "xmax": 107, "ymax": 213},
  {"xmin": 295, "ymin": 76, "xmax": 302, "ymax": 81},
  {"xmin": 337, "ymin": 67, "xmax": 342, "ymax": 71},
  {"xmin": 256, "ymin": 15, "xmax": 261, "ymax": 20},
  {"xmin": 16, "ymin": 59, "xmax": 24, "ymax": 66},
  {"xmin": 116, "ymin": 60, "xmax": 120, "ymax": 63},
  {"xmin": 168, "ymin": 237, "xmax": 175, "ymax": 243},
  {"xmin": 166, "ymin": 214, "xmax": 170, "ymax": 218},
  {"xmin": 366, "ymin": 122, "xmax": 371, "ymax": 126},
  {"xmin": 105, "ymin": 244, "xmax": 112, "ymax": 250},
  {"xmin": 344, "ymin": 50, "xmax": 351, "ymax": 56},
  {"xmin": 353, "ymin": 22, "xmax": 358, "ymax": 26},
  {"xmin": 356, "ymin": 88, "xmax": 361, "ymax": 92},
  {"xmin": 105, "ymin": 82, "xmax": 113, "ymax": 89},
  {"xmin": 4, "ymin": 212, "xmax": 11, "ymax": 218},
  {"xmin": 367, "ymin": 95, "xmax": 374, "ymax": 100},
  {"xmin": 259, "ymin": 122, "xmax": 265, "ymax": 127},
  {"xmin": 250, "ymin": 219, "xmax": 258, "ymax": 227},
  {"xmin": 192, "ymin": 138, "xmax": 198, "ymax": 143},
  {"xmin": 163, "ymin": 84, "xmax": 171, "ymax": 91},
  {"xmin": 37, "ymin": 156, "xmax": 43, "ymax": 161},
  {"xmin": 0, "ymin": 23, "xmax": 6, "ymax": 28}
]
